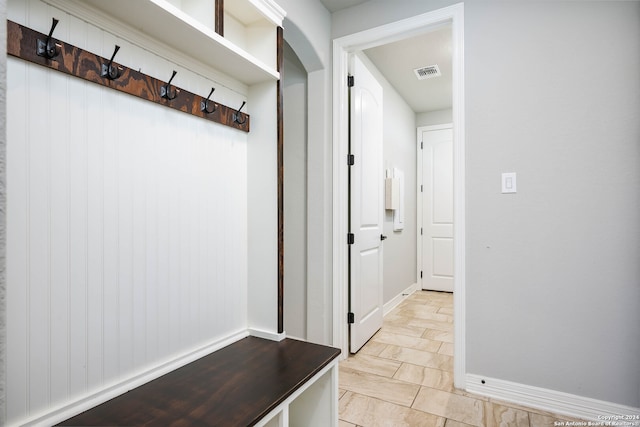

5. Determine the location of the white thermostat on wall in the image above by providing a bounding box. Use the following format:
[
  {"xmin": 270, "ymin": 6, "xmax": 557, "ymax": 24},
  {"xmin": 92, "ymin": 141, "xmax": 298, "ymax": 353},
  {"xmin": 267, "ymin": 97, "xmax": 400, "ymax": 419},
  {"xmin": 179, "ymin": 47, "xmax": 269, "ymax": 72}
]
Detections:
[{"xmin": 501, "ymin": 172, "xmax": 517, "ymax": 194}]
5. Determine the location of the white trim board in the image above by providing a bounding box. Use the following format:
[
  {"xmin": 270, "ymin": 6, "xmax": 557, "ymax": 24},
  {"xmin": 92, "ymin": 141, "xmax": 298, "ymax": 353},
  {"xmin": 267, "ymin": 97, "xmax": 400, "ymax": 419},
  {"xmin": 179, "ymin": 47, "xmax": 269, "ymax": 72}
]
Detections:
[
  {"xmin": 383, "ymin": 283, "xmax": 418, "ymax": 317},
  {"xmin": 331, "ymin": 3, "xmax": 466, "ymax": 391},
  {"xmin": 249, "ymin": 328, "xmax": 286, "ymax": 342},
  {"xmin": 466, "ymin": 374, "xmax": 640, "ymax": 421}
]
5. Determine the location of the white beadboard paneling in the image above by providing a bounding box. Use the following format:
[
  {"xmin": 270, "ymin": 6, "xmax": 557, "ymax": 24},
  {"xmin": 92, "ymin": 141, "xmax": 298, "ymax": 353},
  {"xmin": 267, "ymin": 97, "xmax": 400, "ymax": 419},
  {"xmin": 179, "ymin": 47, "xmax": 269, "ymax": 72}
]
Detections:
[
  {"xmin": 67, "ymin": 12, "xmax": 90, "ymax": 402},
  {"xmin": 28, "ymin": 62, "xmax": 52, "ymax": 414},
  {"xmin": 116, "ymin": 90, "xmax": 134, "ymax": 378},
  {"xmin": 144, "ymin": 114, "xmax": 159, "ymax": 364},
  {"xmin": 131, "ymin": 97, "xmax": 148, "ymax": 370},
  {"xmin": 167, "ymin": 109, "xmax": 182, "ymax": 350},
  {"xmin": 6, "ymin": 1, "xmax": 250, "ymax": 423},
  {"xmin": 100, "ymin": 74, "xmax": 120, "ymax": 386},
  {"xmin": 85, "ymin": 80, "xmax": 105, "ymax": 391},
  {"xmin": 49, "ymin": 70, "xmax": 71, "ymax": 409},
  {"xmin": 155, "ymin": 118, "xmax": 171, "ymax": 359},
  {"xmin": 6, "ymin": 56, "xmax": 29, "ymax": 423},
  {"xmin": 232, "ymin": 138, "xmax": 249, "ymax": 329}
]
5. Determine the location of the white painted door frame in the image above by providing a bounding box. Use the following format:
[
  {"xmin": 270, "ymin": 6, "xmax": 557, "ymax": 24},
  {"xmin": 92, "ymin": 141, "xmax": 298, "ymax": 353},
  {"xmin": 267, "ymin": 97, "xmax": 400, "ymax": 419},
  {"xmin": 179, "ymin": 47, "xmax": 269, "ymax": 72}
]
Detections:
[{"xmin": 332, "ymin": 3, "xmax": 466, "ymax": 389}]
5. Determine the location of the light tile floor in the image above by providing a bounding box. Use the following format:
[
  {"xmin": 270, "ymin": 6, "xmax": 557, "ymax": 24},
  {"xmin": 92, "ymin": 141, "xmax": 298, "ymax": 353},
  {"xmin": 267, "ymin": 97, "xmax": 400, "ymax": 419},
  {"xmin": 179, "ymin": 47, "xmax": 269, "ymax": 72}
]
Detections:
[{"xmin": 338, "ymin": 290, "xmax": 587, "ymax": 427}]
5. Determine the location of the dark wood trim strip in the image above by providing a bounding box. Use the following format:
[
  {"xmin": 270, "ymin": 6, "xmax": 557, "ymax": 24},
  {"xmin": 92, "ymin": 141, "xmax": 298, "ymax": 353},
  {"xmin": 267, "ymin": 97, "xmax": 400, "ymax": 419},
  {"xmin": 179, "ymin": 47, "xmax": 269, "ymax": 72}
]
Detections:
[
  {"xmin": 277, "ymin": 26, "xmax": 284, "ymax": 334},
  {"xmin": 7, "ymin": 20, "xmax": 249, "ymax": 132},
  {"xmin": 215, "ymin": 0, "xmax": 224, "ymax": 36}
]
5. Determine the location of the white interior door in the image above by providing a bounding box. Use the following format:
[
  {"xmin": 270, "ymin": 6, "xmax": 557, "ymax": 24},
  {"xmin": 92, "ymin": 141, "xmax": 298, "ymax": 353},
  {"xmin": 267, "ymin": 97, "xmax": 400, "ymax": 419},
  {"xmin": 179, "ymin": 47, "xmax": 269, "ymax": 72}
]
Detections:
[
  {"xmin": 419, "ymin": 125, "xmax": 454, "ymax": 292},
  {"xmin": 349, "ymin": 54, "xmax": 384, "ymax": 353}
]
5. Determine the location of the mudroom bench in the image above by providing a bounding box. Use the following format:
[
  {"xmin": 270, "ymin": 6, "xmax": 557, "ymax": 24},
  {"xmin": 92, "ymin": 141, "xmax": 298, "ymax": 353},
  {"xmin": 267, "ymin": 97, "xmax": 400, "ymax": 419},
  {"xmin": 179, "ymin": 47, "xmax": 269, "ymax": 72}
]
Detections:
[{"xmin": 58, "ymin": 337, "xmax": 341, "ymax": 427}]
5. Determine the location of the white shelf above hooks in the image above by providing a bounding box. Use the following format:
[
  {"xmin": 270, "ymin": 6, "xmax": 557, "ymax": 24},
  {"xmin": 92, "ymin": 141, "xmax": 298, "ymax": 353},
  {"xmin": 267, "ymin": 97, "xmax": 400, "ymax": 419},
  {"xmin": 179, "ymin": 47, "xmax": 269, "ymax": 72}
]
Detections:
[{"xmin": 53, "ymin": 0, "xmax": 283, "ymax": 85}]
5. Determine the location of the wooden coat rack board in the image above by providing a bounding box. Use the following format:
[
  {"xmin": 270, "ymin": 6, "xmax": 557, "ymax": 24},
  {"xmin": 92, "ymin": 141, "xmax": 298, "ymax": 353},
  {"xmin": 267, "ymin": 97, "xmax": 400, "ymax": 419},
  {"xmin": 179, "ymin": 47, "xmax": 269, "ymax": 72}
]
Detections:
[{"xmin": 7, "ymin": 19, "xmax": 250, "ymax": 132}]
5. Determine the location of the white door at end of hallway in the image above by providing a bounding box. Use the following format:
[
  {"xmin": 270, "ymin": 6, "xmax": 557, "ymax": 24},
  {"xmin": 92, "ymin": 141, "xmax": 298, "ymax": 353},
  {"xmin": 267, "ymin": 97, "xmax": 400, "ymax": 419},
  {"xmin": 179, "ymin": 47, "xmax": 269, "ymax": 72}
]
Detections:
[
  {"xmin": 349, "ymin": 54, "xmax": 384, "ymax": 353},
  {"xmin": 419, "ymin": 126, "xmax": 454, "ymax": 292}
]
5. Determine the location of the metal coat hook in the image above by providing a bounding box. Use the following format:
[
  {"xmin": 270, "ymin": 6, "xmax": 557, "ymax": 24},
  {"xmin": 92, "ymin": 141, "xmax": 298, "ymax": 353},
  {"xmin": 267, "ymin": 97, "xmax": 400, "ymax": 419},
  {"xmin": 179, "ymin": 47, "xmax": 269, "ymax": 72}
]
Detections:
[
  {"xmin": 160, "ymin": 70, "xmax": 178, "ymax": 100},
  {"xmin": 233, "ymin": 101, "xmax": 247, "ymax": 124},
  {"xmin": 200, "ymin": 87, "xmax": 217, "ymax": 114},
  {"xmin": 37, "ymin": 18, "xmax": 60, "ymax": 59},
  {"xmin": 101, "ymin": 45, "xmax": 122, "ymax": 80}
]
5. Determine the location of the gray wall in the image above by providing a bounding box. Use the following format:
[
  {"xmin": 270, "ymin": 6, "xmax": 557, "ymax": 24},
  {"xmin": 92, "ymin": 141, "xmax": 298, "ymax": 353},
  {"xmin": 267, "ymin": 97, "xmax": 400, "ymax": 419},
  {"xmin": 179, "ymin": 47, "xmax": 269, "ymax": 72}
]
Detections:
[
  {"xmin": 357, "ymin": 53, "xmax": 418, "ymax": 305},
  {"xmin": 283, "ymin": 42, "xmax": 308, "ymax": 340},
  {"xmin": 278, "ymin": 0, "xmax": 334, "ymax": 345},
  {"xmin": 417, "ymin": 108, "xmax": 452, "ymax": 127},
  {"xmin": 333, "ymin": 1, "xmax": 640, "ymax": 407},
  {"xmin": 0, "ymin": 0, "xmax": 6, "ymax": 421}
]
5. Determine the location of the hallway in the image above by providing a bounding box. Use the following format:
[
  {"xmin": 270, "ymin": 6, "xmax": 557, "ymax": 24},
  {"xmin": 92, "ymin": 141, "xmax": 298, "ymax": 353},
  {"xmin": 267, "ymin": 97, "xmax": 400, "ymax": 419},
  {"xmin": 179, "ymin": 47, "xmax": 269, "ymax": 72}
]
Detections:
[{"xmin": 338, "ymin": 291, "xmax": 585, "ymax": 426}]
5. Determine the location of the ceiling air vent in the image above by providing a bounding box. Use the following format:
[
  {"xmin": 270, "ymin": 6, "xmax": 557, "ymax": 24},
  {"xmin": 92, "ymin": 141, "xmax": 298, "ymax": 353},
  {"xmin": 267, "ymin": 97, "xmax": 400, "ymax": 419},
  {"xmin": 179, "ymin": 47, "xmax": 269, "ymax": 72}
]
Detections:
[{"xmin": 414, "ymin": 64, "xmax": 441, "ymax": 80}]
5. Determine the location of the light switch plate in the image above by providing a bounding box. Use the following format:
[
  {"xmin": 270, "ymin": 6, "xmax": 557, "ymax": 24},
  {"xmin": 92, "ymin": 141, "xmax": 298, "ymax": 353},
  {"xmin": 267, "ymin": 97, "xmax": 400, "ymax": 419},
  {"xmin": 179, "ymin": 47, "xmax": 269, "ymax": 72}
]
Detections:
[{"xmin": 502, "ymin": 172, "xmax": 517, "ymax": 193}]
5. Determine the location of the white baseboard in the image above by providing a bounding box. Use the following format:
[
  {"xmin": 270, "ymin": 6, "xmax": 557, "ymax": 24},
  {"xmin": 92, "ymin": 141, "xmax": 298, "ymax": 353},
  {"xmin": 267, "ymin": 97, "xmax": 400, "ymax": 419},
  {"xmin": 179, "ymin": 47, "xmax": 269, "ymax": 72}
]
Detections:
[
  {"xmin": 466, "ymin": 374, "xmax": 640, "ymax": 421},
  {"xmin": 285, "ymin": 333, "xmax": 306, "ymax": 342},
  {"xmin": 249, "ymin": 328, "xmax": 286, "ymax": 342},
  {"xmin": 383, "ymin": 283, "xmax": 418, "ymax": 316},
  {"xmin": 20, "ymin": 330, "xmax": 250, "ymax": 427}
]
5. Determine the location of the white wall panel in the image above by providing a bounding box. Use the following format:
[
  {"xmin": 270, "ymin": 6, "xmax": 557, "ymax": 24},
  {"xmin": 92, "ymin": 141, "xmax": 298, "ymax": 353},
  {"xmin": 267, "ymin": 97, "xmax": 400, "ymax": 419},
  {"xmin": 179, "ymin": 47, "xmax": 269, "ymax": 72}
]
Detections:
[
  {"xmin": 6, "ymin": 0, "xmax": 250, "ymax": 423},
  {"xmin": 49, "ymin": 62, "xmax": 71, "ymax": 410},
  {"xmin": 6, "ymin": 57, "xmax": 29, "ymax": 422}
]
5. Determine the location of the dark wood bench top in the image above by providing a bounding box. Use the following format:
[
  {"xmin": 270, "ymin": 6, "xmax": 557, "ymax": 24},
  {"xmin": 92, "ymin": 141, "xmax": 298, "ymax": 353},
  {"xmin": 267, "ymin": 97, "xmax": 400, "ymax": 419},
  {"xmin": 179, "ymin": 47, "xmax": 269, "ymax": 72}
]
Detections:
[{"xmin": 58, "ymin": 337, "xmax": 341, "ymax": 426}]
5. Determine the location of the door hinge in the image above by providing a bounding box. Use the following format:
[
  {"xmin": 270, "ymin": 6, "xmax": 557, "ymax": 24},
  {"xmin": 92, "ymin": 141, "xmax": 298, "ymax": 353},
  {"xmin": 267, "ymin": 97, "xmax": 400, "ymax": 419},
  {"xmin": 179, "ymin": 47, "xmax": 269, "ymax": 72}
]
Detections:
[
  {"xmin": 421, "ymin": 141, "xmax": 423, "ymax": 149},
  {"xmin": 420, "ymin": 271, "xmax": 423, "ymax": 278},
  {"xmin": 348, "ymin": 312, "xmax": 355, "ymax": 324},
  {"xmin": 348, "ymin": 233, "xmax": 355, "ymax": 245},
  {"xmin": 421, "ymin": 185, "xmax": 423, "ymax": 193},
  {"xmin": 347, "ymin": 75, "xmax": 355, "ymax": 87},
  {"xmin": 421, "ymin": 228, "xmax": 423, "ymax": 235},
  {"xmin": 347, "ymin": 154, "xmax": 355, "ymax": 166}
]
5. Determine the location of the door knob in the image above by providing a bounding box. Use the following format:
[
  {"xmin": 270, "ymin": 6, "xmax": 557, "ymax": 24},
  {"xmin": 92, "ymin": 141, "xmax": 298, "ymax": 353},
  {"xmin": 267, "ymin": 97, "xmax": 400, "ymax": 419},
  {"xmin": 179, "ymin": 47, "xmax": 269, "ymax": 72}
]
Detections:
[{"xmin": 380, "ymin": 234, "xmax": 387, "ymax": 241}]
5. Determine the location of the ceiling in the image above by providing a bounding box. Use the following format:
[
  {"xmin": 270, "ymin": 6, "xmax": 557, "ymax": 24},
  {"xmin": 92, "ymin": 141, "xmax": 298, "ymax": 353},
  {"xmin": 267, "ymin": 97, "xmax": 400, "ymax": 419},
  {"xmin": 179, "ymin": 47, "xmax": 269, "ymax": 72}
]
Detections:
[
  {"xmin": 318, "ymin": 0, "xmax": 452, "ymax": 113},
  {"xmin": 363, "ymin": 27, "xmax": 452, "ymax": 113},
  {"xmin": 319, "ymin": 0, "xmax": 370, "ymax": 13}
]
